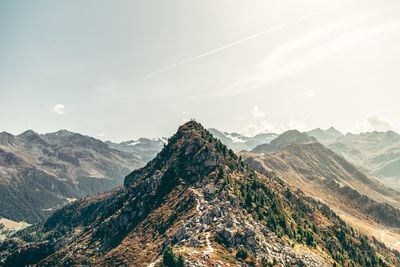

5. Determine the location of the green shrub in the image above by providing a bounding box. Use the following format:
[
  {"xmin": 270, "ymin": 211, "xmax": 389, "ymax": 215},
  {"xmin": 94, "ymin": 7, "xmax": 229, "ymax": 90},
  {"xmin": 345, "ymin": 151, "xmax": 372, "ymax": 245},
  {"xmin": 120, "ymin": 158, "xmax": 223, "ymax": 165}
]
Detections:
[{"xmin": 236, "ymin": 247, "xmax": 249, "ymax": 260}]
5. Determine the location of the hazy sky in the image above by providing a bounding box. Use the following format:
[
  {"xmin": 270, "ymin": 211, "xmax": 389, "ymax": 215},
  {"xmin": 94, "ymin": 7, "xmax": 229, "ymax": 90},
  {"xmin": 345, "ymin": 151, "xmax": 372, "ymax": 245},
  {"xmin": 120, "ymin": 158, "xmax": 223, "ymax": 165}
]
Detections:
[{"xmin": 1, "ymin": 0, "xmax": 400, "ymax": 141}]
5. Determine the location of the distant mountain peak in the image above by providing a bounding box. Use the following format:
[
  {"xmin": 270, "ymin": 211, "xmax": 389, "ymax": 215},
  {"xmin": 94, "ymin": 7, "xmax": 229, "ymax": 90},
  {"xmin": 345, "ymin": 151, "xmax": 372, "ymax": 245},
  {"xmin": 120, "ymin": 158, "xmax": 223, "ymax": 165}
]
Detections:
[
  {"xmin": 274, "ymin": 129, "xmax": 317, "ymax": 144},
  {"xmin": 307, "ymin": 127, "xmax": 343, "ymax": 145},
  {"xmin": 252, "ymin": 129, "xmax": 316, "ymax": 153},
  {"xmin": 17, "ymin": 130, "xmax": 49, "ymax": 147},
  {"xmin": 18, "ymin": 129, "xmax": 39, "ymax": 138}
]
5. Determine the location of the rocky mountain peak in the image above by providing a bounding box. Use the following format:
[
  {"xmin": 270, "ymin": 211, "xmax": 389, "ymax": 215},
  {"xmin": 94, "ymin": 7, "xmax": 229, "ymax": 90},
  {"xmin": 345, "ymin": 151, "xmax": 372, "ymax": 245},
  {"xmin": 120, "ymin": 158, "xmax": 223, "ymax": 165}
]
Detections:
[
  {"xmin": 124, "ymin": 120, "xmax": 238, "ymax": 187},
  {"xmin": 327, "ymin": 126, "xmax": 342, "ymax": 134},
  {"xmin": 17, "ymin": 129, "xmax": 49, "ymax": 147},
  {"xmin": 18, "ymin": 129, "xmax": 38, "ymax": 138}
]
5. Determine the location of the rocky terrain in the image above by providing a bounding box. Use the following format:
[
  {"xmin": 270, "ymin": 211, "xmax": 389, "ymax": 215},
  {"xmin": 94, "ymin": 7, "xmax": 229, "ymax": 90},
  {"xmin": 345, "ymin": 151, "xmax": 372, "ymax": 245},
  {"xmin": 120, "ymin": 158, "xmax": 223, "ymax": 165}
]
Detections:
[
  {"xmin": 1, "ymin": 121, "xmax": 399, "ymax": 266},
  {"xmin": 0, "ymin": 130, "xmax": 152, "ymax": 223}
]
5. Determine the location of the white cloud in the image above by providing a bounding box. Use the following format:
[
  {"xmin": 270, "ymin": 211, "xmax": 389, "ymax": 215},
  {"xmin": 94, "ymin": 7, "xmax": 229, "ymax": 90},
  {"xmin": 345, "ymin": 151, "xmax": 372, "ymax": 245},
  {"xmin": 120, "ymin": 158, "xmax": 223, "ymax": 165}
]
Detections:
[
  {"xmin": 353, "ymin": 114, "xmax": 400, "ymax": 133},
  {"xmin": 97, "ymin": 133, "xmax": 106, "ymax": 137},
  {"xmin": 252, "ymin": 105, "xmax": 266, "ymax": 118},
  {"xmin": 241, "ymin": 119, "xmax": 308, "ymax": 136},
  {"xmin": 297, "ymin": 90, "xmax": 315, "ymax": 98},
  {"xmin": 51, "ymin": 104, "xmax": 65, "ymax": 115}
]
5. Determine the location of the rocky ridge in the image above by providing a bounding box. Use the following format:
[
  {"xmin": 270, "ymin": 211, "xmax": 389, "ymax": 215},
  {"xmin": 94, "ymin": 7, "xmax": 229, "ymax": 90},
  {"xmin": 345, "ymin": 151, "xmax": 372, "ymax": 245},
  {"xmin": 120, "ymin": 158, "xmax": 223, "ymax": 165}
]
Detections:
[{"xmin": 1, "ymin": 121, "xmax": 399, "ymax": 266}]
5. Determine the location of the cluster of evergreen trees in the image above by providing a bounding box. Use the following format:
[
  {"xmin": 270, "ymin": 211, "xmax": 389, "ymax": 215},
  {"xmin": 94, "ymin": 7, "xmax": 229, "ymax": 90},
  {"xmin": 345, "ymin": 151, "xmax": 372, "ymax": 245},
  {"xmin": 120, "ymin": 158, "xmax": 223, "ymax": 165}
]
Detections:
[
  {"xmin": 162, "ymin": 246, "xmax": 185, "ymax": 267},
  {"xmin": 231, "ymin": 167, "xmax": 394, "ymax": 267}
]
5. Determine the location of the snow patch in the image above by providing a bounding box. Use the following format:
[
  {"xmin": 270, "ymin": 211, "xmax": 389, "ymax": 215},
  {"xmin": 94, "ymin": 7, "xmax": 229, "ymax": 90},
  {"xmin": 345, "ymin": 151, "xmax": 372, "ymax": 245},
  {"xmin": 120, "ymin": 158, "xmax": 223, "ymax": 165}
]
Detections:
[{"xmin": 127, "ymin": 140, "xmax": 141, "ymax": 146}]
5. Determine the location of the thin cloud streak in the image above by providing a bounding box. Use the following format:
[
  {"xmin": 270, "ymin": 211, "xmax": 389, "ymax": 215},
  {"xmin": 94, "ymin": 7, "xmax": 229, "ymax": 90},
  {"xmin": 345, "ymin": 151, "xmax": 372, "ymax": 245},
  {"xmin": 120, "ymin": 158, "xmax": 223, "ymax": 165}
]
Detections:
[
  {"xmin": 141, "ymin": 1, "xmax": 347, "ymax": 80},
  {"xmin": 219, "ymin": 17, "xmax": 400, "ymax": 96}
]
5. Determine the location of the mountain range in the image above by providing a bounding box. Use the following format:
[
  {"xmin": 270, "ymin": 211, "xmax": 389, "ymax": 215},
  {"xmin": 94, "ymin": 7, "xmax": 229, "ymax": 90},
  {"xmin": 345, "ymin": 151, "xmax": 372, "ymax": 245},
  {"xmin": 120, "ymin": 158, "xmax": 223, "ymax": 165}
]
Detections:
[
  {"xmin": 1, "ymin": 121, "xmax": 399, "ymax": 266},
  {"xmin": 207, "ymin": 128, "xmax": 277, "ymax": 152},
  {"xmin": 1, "ymin": 123, "xmax": 400, "ymax": 265},
  {"xmin": 0, "ymin": 130, "xmax": 162, "ymax": 223},
  {"xmin": 241, "ymin": 130, "xmax": 400, "ymax": 250},
  {"xmin": 106, "ymin": 137, "xmax": 167, "ymax": 163},
  {"xmin": 324, "ymin": 130, "xmax": 400, "ymax": 192}
]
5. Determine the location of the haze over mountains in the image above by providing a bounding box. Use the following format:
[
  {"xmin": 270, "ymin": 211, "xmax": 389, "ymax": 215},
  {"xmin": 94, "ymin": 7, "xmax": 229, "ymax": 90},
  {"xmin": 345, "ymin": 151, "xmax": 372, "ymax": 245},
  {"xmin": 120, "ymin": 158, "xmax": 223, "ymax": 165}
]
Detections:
[
  {"xmin": 214, "ymin": 127, "xmax": 400, "ymax": 193},
  {"xmin": 0, "ymin": 130, "xmax": 162, "ymax": 223},
  {"xmin": 326, "ymin": 131, "xmax": 400, "ymax": 192},
  {"xmin": 207, "ymin": 128, "xmax": 277, "ymax": 152},
  {"xmin": 1, "ymin": 121, "xmax": 399, "ymax": 266},
  {"xmin": 2, "ymin": 125, "xmax": 400, "ymax": 224}
]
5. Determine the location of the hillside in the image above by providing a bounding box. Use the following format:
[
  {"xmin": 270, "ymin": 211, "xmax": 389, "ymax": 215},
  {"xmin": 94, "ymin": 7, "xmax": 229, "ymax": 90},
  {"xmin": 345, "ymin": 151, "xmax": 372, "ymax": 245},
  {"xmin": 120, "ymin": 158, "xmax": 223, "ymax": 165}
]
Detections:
[
  {"xmin": 0, "ymin": 218, "xmax": 30, "ymax": 242},
  {"xmin": 0, "ymin": 130, "xmax": 148, "ymax": 223},
  {"xmin": 1, "ymin": 121, "xmax": 399, "ymax": 266},
  {"xmin": 318, "ymin": 131, "xmax": 400, "ymax": 191},
  {"xmin": 243, "ymin": 141, "xmax": 400, "ymax": 250}
]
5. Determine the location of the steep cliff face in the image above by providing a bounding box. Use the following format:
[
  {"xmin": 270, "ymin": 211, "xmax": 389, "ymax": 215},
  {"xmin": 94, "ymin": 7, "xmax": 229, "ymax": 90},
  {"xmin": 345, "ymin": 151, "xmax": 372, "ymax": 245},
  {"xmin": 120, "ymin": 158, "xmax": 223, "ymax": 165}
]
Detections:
[{"xmin": 1, "ymin": 121, "xmax": 399, "ymax": 267}]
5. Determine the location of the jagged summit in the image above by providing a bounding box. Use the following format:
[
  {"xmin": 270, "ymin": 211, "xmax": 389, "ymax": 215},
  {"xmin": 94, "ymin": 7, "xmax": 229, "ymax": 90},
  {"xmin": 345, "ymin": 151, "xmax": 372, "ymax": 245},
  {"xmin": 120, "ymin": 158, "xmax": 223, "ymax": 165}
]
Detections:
[
  {"xmin": 17, "ymin": 129, "xmax": 49, "ymax": 147},
  {"xmin": 177, "ymin": 119, "xmax": 204, "ymax": 132},
  {"xmin": 326, "ymin": 126, "xmax": 342, "ymax": 134},
  {"xmin": 124, "ymin": 120, "xmax": 238, "ymax": 186},
  {"xmin": 18, "ymin": 129, "xmax": 38, "ymax": 137}
]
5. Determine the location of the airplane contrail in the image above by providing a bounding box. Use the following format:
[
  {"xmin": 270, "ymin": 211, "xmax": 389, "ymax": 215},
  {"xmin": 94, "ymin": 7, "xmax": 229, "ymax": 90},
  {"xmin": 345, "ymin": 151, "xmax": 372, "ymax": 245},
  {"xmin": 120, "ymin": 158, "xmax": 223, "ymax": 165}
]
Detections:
[{"xmin": 142, "ymin": 1, "xmax": 347, "ymax": 80}]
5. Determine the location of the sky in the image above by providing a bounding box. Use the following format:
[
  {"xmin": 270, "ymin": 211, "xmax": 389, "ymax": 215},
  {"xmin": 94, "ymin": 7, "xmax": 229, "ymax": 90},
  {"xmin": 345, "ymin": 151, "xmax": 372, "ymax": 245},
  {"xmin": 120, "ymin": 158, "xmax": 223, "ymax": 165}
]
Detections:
[{"xmin": 1, "ymin": 0, "xmax": 400, "ymax": 141}]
